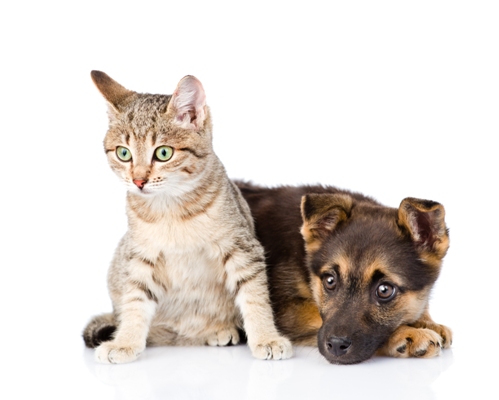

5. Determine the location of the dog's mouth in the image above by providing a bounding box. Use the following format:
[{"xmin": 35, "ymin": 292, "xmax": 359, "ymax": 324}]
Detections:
[
  {"xmin": 319, "ymin": 341, "xmax": 377, "ymax": 365},
  {"xmin": 318, "ymin": 328, "xmax": 388, "ymax": 365}
]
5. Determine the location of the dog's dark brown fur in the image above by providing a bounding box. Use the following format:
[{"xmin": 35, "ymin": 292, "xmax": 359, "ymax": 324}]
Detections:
[{"xmin": 237, "ymin": 182, "xmax": 452, "ymax": 365}]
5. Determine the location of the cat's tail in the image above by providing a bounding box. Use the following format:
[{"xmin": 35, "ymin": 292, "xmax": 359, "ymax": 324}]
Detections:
[{"xmin": 82, "ymin": 313, "xmax": 117, "ymax": 348}]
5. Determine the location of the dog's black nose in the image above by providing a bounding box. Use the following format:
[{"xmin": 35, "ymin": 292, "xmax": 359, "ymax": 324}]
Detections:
[{"xmin": 326, "ymin": 336, "xmax": 352, "ymax": 356}]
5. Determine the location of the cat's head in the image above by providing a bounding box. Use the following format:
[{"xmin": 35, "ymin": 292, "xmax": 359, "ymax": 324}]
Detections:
[{"xmin": 91, "ymin": 70, "xmax": 214, "ymax": 197}]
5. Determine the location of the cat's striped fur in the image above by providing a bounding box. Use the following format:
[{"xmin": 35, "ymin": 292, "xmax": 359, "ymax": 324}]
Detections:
[{"xmin": 83, "ymin": 71, "xmax": 292, "ymax": 363}]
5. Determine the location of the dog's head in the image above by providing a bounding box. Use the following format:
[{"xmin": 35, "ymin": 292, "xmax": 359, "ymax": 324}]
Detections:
[{"xmin": 300, "ymin": 194, "xmax": 449, "ymax": 364}]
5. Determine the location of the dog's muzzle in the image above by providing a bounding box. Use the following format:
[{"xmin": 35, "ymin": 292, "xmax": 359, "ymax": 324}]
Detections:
[{"xmin": 326, "ymin": 336, "xmax": 352, "ymax": 356}]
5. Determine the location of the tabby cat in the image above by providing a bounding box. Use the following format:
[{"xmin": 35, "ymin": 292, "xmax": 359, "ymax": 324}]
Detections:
[{"xmin": 83, "ymin": 71, "xmax": 292, "ymax": 363}]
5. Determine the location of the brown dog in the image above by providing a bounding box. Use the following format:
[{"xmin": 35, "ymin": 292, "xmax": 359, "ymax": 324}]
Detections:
[{"xmin": 237, "ymin": 182, "xmax": 452, "ymax": 364}]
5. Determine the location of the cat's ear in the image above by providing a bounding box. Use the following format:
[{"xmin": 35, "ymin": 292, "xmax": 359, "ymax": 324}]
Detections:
[
  {"xmin": 90, "ymin": 70, "xmax": 135, "ymax": 111},
  {"xmin": 167, "ymin": 75, "xmax": 206, "ymax": 130}
]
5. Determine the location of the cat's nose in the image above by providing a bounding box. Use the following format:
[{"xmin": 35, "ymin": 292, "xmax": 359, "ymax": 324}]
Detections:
[{"xmin": 133, "ymin": 179, "xmax": 147, "ymax": 189}]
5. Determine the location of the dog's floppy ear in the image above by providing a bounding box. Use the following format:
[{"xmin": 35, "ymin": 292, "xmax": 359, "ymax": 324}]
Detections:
[
  {"xmin": 300, "ymin": 193, "xmax": 353, "ymax": 253},
  {"xmin": 398, "ymin": 197, "xmax": 449, "ymax": 264}
]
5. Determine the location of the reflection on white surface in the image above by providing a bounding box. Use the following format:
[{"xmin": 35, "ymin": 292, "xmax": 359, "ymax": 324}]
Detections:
[{"xmin": 83, "ymin": 345, "xmax": 455, "ymax": 400}]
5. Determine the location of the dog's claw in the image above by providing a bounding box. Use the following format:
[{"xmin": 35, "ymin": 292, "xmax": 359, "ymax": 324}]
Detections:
[{"xmin": 378, "ymin": 326, "xmax": 444, "ymax": 359}]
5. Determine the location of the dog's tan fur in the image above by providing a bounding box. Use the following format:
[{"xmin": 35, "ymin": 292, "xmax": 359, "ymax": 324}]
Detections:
[{"xmin": 238, "ymin": 182, "xmax": 452, "ymax": 364}]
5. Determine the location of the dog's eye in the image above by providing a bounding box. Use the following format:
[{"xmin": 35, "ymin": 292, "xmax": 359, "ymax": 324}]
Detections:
[
  {"xmin": 323, "ymin": 274, "xmax": 336, "ymax": 291},
  {"xmin": 376, "ymin": 283, "xmax": 396, "ymax": 301}
]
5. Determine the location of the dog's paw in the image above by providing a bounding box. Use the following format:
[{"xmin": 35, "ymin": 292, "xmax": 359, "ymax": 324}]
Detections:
[
  {"xmin": 416, "ymin": 322, "xmax": 453, "ymax": 349},
  {"xmin": 250, "ymin": 336, "xmax": 293, "ymax": 360},
  {"xmin": 206, "ymin": 328, "xmax": 240, "ymax": 346},
  {"xmin": 95, "ymin": 341, "xmax": 143, "ymax": 364},
  {"xmin": 380, "ymin": 326, "xmax": 443, "ymax": 358},
  {"xmin": 409, "ymin": 314, "xmax": 453, "ymax": 349}
]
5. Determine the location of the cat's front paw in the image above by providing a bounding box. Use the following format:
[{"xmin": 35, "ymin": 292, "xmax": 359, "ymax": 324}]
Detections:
[
  {"xmin": 206, "ymin": 327, "xmax": 240, "ymax": 346},
  {"xmin": 95, "ymin": 341, "xmax": 144, "ymax": 364},
  {"xmin": 249, "ymin": 335, "xmax": 293, "ymax": 360},
  {"xmin": 379, "ymin": 326, "xmax": 443, "ymax": 358}
]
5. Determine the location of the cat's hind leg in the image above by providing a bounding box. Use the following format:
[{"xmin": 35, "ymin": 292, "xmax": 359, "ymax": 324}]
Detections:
[
  {"xmin": 147, "ymin": 324, "xmax": 240, "ymax": 347},
  {"xmin": 205, "ymin": 327, "xmax": 240, "ymax": 346}
]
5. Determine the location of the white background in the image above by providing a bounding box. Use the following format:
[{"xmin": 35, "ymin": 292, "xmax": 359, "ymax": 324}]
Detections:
[{"xmin": 1, "ymin": 1, "xmax": 498, "ymax": 399}]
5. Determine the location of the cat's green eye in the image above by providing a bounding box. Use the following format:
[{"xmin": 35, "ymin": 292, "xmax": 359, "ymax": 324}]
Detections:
[
  {"xmin": 116, "ymin": 146, "xmax": 132, "ymax": 162},
  {"xmin": 155, "ymin": 146, "xmax": 174, "ymax": 162}
]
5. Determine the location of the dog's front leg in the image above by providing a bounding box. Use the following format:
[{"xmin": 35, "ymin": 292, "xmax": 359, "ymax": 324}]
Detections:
[
  {"xmin": 409, "ymin": 308, "xmax": 453, "ymax": 348},
  {"xmin": 377, "ymin": 308, "xmax": 452, "ymax": 359}
]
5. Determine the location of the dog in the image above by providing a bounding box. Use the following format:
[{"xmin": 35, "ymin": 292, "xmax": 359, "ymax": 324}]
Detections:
[{"xmin": 237, "ymin": 182, "xmax": 452, "ymax": 364}]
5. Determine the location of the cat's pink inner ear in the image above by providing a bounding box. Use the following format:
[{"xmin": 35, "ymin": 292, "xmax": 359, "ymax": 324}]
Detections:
[{"xmin": 169, "ymin": 75, "xmax": 206, "ymax": 130}]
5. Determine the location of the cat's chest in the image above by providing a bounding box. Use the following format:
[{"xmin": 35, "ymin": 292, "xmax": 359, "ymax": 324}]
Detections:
[
  {"xmin": 156, "ymin": 247, "xmax": 226, "ymax": 288},
  {"xmin": 130, "ymin": 211, "xmax": 223, "ymax": 260},
  {"xmin": 152, "ymin": 247, "xmax": 237, "ymax": 335},
  {"xmin": 126, "ymin": 215, "xmax": 230, "ymax": 296}
]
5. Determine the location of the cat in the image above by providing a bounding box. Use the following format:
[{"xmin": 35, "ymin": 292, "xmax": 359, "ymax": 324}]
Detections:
[{"xmin": 83, "ymin": 71, "xmax": 292, "ymax": 364}]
